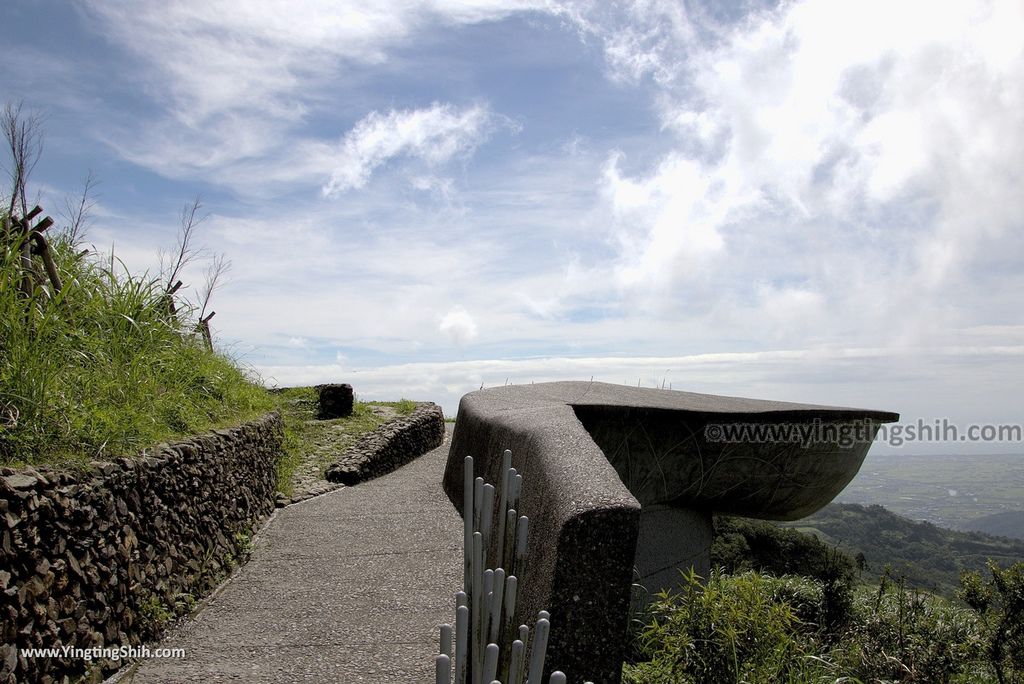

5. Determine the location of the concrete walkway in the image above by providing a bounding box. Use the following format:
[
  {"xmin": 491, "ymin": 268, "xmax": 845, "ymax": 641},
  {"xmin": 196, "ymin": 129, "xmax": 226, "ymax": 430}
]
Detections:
[{"xmin": 118, "ymin": 429, "xmax": 461, "ymax": 683}]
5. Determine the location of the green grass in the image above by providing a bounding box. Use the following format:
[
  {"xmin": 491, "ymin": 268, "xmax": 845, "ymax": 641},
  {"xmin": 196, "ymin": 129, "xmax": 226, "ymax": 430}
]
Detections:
[
  {"xmin": 1, "ymin": 227, "xmax": 273, "ymax": 469},
  {"xmin": 0, "ymin": 217, "xmax": 432, "ymax": 492},
  {"xmin": 366, "ymin": 397, "xmax": 418, "ymax": 415}
]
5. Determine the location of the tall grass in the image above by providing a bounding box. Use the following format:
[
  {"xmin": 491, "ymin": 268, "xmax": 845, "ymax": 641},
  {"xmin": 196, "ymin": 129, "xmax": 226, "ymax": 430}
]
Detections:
[{"xmin": 0, "ymin": 224, "xmax": 272, "ymax": 468}]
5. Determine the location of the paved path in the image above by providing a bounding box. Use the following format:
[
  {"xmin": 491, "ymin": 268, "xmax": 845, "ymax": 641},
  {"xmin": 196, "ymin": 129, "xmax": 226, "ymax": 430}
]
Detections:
[{"xmin": 117, "ymin": 429, "xmax": 461, "ymax": 683}]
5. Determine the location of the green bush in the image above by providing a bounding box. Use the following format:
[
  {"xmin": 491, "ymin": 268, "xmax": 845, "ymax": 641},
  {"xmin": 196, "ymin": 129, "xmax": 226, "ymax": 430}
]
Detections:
[
  {"xmin": 959, "ymin": 561, "xmax": 1024, "ymax": 684},
  {"xmin": 835, "ymin": 572, "xmax": 985, "ymax": 683},
  {"xmin": 712, "ymin": 515, "xmax": 857, "ymax": 635},
  {"xmin": 624, "ymin": 569, "xmax": 832, "ymax": 684},
  {"xmin": 624, "ymin": 563, "xmax": 1016, "ymax": 683},
  {"xmin": 0, "ymin": 227, "xmax": 272, "ymax": 467}
]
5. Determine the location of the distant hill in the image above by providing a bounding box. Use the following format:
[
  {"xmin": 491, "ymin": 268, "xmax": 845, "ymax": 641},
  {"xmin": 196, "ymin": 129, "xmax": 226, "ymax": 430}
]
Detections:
[
  {"xmin": 960, "ymin": 510, "xmax": 1024, "ymax": 540},
  {"xmin": 781, "ymin": 503, "xmax": 1024, "ymax": 596}
]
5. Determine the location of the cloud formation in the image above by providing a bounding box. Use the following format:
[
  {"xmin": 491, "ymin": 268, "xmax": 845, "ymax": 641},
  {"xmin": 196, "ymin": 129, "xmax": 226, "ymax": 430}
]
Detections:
[
  {"xmin": 7, "ymin": 0, "xmax": 1022, "ymax": 454},
  {"xmin": 581, "ymin": 0, "xmax": 1024, "ymax": 349},
  {"xmin": 322, "ymin": 103, "xmax": 496, "ymax": 195},
  {"xmin": 78, "ymin": 0, "xmax": 540, "ymax": 184},
  {"xmin": 439, "ymin": 306, "xmax": 479, "ymax": 346},
  {"xmin": 259, "ymin": 344, "xmax": 1024, "ymax": 449}
]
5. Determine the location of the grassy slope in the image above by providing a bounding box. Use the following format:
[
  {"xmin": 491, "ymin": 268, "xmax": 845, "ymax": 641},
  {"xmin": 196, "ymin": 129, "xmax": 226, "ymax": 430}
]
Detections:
[{"xmin": 1, "ymin": 230, "xmax": 273, "ymax": 469}]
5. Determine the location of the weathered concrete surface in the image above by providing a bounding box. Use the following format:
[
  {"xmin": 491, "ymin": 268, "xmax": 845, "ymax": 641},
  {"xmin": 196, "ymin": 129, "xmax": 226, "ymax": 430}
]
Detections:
[
  {"xmin": 444, "ymin": 388, "xmax": 640, "ymax": 684},
  {"xmin": 635, "ymin": 505, "xmax": 712, "ymax": 592},
  {"xmin": 443, "ymin": 381, "xmax": 898, "ymax": 684},
  {"xmin": 116, "ymin": 428, "xmax": 460, "ymax": 684}
]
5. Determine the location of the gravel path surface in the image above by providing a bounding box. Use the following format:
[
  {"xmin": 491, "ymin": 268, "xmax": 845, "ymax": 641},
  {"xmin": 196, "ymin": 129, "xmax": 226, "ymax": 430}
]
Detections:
[{"xmin": 115, "ymin": 425, "xmax": 460, "ymax": 683}]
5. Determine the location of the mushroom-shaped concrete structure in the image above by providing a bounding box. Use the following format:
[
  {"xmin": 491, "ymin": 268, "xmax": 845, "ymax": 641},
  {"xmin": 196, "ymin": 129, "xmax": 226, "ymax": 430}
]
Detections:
[{"xmin": 443, "ymin": 381, "xmax": 898, "ymax": 684}]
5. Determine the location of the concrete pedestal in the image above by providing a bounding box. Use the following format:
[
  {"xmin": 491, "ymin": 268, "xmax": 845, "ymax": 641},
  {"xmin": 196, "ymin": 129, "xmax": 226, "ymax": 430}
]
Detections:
[{"xmin": 635, "ymin": 505, "xmax": 712, "ymax": 596}]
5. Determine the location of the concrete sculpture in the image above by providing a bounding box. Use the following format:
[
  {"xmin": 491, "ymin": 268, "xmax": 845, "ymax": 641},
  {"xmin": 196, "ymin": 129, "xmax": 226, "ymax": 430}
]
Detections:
[{"xmin": 443, "ymin": 381, "xmax": 898, "ymax": 684}]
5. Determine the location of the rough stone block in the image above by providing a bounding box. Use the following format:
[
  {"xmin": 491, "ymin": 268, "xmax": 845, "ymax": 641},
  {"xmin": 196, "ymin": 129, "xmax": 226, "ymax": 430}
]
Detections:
[
  {"xmin": 316, "ymin": 383, "xmax": 353, "ymax": 419},
  {"xmin": 0, "ymin": 412, "xmax": 283, "ymax": 684}
]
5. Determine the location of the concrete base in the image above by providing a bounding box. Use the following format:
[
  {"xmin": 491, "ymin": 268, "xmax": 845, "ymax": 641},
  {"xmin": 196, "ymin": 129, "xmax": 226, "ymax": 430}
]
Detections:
[{"xmin": 634, "ymin": 505, "xmax": 712, "ymax": 597}]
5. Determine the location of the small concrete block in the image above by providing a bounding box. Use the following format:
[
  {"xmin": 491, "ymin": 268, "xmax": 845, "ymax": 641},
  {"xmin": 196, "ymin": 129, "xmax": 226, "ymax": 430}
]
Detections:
[{"xmin": 316, "ymin": 383, "xmax": 353, "ymax": 419}]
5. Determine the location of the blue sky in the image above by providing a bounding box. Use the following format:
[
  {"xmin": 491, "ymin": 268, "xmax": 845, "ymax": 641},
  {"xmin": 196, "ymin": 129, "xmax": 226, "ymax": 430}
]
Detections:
[{"xmin": 2, "ymin": 0, "xmax": 1022, "ymax": 452}]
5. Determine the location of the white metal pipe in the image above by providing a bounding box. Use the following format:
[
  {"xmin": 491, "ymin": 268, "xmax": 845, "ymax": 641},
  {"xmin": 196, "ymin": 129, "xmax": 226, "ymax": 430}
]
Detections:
[
  {"xmin": 482, "ymin": 643, "xmax": 500, "ymax": 684},
  {"xmin": 455, "ymin": 605, "xmax": 469, "ymax": 684},
  {"xmin": 480, "ymin": 483, "xmax": 495, "ymax": 565},
  {"xmin": 472, "ymin": 531, "xmax": 483, "ymax": 684},
  {"xmin": 495, "ymin": 450, "xmax": 512, "ymax": 569},
  {"xmin": 464, "ymin": 456, "xmax": 474, "ymax": 593},
  {"xmin": 502, "ymin": 575, "xmax": 518, "ymax": 655},
  {"xmin": 503, "ymin": 508, "xmax": 517, "ymax": 575},
  {"xmin": 508, "ymin": 638, "xmax": 526, "ymax": 684},
  {"xmin": 440, "ymin": 623, "xmax": 452, "ymax": 656},
  {"xmin": 526, "ymin": 617, "xmax": 550, "ymax": 684},
  {"xmin": 436, "ymin": 654, "xmax": 451, "ymax": 684},
  {"xmin": 473, "ymin": 477, "xmax": 484, "ymax": 535},
  {"xmin": 489, "ymin": 568, "xmax": 506, "ymax": 645}
]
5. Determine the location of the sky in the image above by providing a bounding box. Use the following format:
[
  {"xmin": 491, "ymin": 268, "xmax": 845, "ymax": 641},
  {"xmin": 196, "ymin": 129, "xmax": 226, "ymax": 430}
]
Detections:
[{"xmin": 2, "ymin": 0, "xmax": 1022, "ymax": 453}]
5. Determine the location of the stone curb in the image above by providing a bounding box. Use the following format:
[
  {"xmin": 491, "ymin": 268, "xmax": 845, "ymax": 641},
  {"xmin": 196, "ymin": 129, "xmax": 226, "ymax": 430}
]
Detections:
[{"xmin": 324, "ymin": 403, "xmax": 445, "ymax": 485}]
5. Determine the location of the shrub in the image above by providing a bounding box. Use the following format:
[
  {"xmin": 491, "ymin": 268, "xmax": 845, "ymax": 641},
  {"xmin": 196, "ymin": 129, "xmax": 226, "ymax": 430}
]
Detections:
[
  {"xmin": 835, "ymin": 572, "xmax": 986, "ymax": 683},
  {"xmin": 711, "ymin": 515, "xmax": 857, "ymax": 634},
  {"xmin": 624, "ymin": 566, "xmax": 1001, "ymax": 683}
]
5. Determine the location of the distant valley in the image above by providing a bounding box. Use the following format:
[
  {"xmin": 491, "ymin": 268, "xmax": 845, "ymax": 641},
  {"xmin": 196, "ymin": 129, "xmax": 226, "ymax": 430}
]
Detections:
[{"xmin": 833, "ymin": 451, "xmax": 1024, "ymax": 538}]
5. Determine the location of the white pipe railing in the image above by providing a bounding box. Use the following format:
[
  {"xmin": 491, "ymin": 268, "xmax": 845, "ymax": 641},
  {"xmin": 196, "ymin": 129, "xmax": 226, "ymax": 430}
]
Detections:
[{"xmin": 436, "ymin": 452, "xmax": 594, "ymax": 684}]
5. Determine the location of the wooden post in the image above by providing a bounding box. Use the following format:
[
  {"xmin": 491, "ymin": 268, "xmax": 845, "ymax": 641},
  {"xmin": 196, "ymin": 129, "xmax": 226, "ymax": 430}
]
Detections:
[
  {"xmin": 163, "ymin": 279, "xmax": 183, "ymax": 318},
  {"xmin": 30, "ymin": 232, "xmax": 63, "ymax": 295},
  {"xmin": 199, "ymin": 311, "xmax": 215, "ymax": 351},
  {"xmin": 18, "ymin": 217, "xmax": 33, "ymax": 299}
]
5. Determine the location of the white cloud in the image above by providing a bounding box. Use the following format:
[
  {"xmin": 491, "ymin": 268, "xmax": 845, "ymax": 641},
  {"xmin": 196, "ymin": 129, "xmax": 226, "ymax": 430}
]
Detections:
[
  {"xmin": 602, "ymin": 152, "xmax": 729, "ymax": 290},
  {"xmin": 439, "ymin": 306, "xmax": 479, "ymax": 346},
  {"xmin": 573, "ymin": 0, "xmax": 1024, "ymax": 350},
  {"xmin": 322, "ymin": 103, "xmax": 497, "ymax": 195},
  {"xmin": 555, "ymin": 0, "xmax": 698, "ymax": 85},
  {"xmin": 81, "ymin": 0, "xmax": 544, "ymax": 118},
  {"xmin": 77, "ymin": 0, "xmax": 542, "ymax": 183},
  {"xmin": 258, "ymin": 345, "xmax": 1024, "ymax": 448}
]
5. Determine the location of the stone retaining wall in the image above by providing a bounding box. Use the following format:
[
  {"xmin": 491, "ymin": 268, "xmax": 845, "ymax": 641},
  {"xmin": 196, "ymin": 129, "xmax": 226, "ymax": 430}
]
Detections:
[
  {"xmin": 0, "ymin": 412, "xmax": 283, "ymax": 684},
  {"xmin": 325, "ymin": 403, "xmax": 445, "ymax": 485}
]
